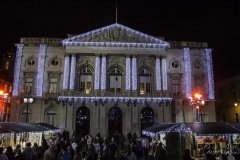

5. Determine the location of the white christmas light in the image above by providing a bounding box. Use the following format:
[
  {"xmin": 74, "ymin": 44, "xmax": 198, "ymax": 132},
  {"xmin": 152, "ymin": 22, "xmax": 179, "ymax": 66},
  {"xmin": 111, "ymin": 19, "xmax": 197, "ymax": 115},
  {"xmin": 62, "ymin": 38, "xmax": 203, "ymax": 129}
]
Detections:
[
  {"xmin": 69, "ymin": 54, "xmax": 76, "ymax": 90},
  {"xmin": 132, "ymin": 57, "xmax": 137, "ymax": 91},
  {"xmin": 205, "ymin": 49, "xmax": 215, "ymax": 99},
  {"xmin": 125, "ymin": 57, "xmax": 131, "ymax": 90},
  {"xmin": 183, "ymin": 48, "xmax": 192, "ymax": 98},
  {"xmin": 162, "ymin": 58, "xmax": 168, "ymax": 90},
  {"xmin": 63, "ymin": 55, "xmax": 70, "ymax": 90},
  {"xmin": 94, "ymin": 55, "xmax": 100, "ymax": 90},
  {"xmin": 62, "ymin": 23, "xmax": 170, "ymax": 48},
  {"xmin": 36, "ymin": 44, "xmax": 47, "ymax": 97},
  {"xmin": 156, "ymin": 57, "xmax": 161, "ymax": 91},
  {"xmin": 13, "ymin": 44, "xmax": 24, "ymax": 96},
  {"xmin": 101, "ymin": 55, "xmax": 106, "ymax": 90}
]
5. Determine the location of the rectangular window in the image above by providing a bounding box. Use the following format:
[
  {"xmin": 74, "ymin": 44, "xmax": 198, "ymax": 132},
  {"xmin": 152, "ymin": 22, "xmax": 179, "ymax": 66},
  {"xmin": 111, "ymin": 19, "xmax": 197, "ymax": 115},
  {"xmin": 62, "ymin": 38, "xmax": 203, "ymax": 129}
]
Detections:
[
  {"xmin": 110, "ymin": 76, "xmax": 121, "ymax": 92},
  {"xmin": 80, "ymin": 75, "xmax": 92, "ymax": 93},
  {"xmin": 171, "ymin": 79, "xmax": 180, "ymax": 97},
  {"xmin": 194, "ymin": 76, "xmax": 203, "ymax": 92},
  {"xmin": 49, "ymin": 78, "xmax": 58, "ymax": 93},
  {"xmin": 25, "ymin": 78, "xmax": 33, "ymax": 93},
  {"xmin": 139, "ymin": 76, "xmax": 151, "ymax": 95},
  {"xmin": 5, "ymin": 61, "xmax": 9, "ymax": 70}
]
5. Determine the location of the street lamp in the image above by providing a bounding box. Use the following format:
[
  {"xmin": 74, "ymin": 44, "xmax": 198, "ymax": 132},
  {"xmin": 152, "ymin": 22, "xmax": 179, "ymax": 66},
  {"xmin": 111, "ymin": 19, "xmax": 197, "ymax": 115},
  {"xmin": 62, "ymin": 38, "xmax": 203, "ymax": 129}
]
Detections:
[
  {"xmin": 23, "ymin": 94, "xmax": 33, "ymax": 123},
  {"xmin": 0, "ymin": 90, "xmax": 10, "ymax": 122},
  {"xmin": 189, "ymin": 92, "xmax": 205, "ymax": 122}
]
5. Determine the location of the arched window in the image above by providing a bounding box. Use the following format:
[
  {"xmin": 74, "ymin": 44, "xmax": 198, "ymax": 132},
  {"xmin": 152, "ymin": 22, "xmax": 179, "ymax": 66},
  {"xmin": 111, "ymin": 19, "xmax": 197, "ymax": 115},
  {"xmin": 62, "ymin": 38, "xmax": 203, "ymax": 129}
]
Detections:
[
  {"xmin": 139, "ymin": 67, "xmax": 152, "ymax": 95},
  {"xmin": 141, "ymin": 107, "xmax": 154, "ymax": 131},
  {"xmin": 109, "ymin": 67, "xmax": 122, "ymax": 93},
  {"xmin": 79, "ymin": 66, "xmax": 93, "ymax": 94},
  {"xmin": 76, "ymin": 107, "xmax": 90, "ymax": 137},
  {"xmin": 46, "ymin": 109, "xmax": 56, "ymax": 126},
  {"xmin": 21, "ymin": 108, "xmax": 31, "ymax": 123}
]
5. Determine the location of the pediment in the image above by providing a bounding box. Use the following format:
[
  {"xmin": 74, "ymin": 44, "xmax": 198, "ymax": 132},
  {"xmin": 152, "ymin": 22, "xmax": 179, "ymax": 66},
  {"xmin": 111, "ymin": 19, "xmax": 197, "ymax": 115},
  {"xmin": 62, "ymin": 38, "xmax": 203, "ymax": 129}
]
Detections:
[{"xmin": 62, "ymin": 23, "xmax": 169, "ymax": 48}]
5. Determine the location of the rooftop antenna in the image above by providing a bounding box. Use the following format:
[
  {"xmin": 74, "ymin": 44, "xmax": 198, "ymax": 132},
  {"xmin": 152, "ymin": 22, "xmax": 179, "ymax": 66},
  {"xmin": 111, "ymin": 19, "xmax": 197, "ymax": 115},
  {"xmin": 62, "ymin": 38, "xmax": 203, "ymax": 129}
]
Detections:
[{"xmin": 115, "ymin": 0, "xmax": 118, "ymax": 23}]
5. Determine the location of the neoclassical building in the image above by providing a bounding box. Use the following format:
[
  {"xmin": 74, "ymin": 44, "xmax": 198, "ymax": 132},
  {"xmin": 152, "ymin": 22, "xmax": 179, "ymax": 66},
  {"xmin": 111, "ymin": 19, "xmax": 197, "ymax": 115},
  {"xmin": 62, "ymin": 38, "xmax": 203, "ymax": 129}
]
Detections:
[{"xmin": 10, "ymin": 23, "xmax": 215, "ymax": 137}]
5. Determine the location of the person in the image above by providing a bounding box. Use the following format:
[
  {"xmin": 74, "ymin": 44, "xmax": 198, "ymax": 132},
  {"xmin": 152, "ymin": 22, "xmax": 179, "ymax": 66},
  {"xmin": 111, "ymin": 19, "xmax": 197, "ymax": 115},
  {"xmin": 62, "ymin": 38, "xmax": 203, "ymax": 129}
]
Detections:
[
  {"xmin": 0, "ymin": 147, "xmax": 8, "ymax": 160},
  {"xmin": 43, "ymin": 141, "xmax": 55, "ymax": 160},
  {"xmin": 181, "ymin": 149, "xmax": 193, "ymax": 160},
  {"xmin": 124, "ymin": 148, "xmax": 136, "ymax": 160},
  {"xmin": 23, "ymin": 142, "xmax": 33, "ymax": 160},
  {"xmin": 15, "ymin": 149, "xmax": 23, "ymax": 160},
  {"xmin": 5, "ymin": 146, "xmax": 15, "ymax": 160},
  {"xmin": 59, "ymin": 145, "xmax": 71, "ymax": 160},
  {"xmin": 32, "ymin": 143, "xmax": 40, "ymax": 160}
]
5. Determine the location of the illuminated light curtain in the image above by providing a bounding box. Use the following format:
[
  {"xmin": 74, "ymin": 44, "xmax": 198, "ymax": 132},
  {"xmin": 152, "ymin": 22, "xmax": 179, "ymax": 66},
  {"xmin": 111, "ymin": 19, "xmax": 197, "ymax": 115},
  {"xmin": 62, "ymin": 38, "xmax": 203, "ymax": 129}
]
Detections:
[
  {"xmin": 94, "ymin": 55, "xmax": 100, "ymax": 90},
  {"xmin": 161, "ymin": 57, "xmax": 168, "ymax": 91},
  {"xmin": 69, "ymin": 54, "xmax": 76, "ymax": 90},
  {"xmin": 155, "ymin": 57, "xmax": 161, "ymax": 91},
  {"xmin": 101, "ymin": 55, "xmax": 106, "ymax": 90},
  {"xmin": 63, "ymin": 54, "xmax": 70, "ymax": 90},
  {"xmin": 183, "ymin": 48, "xmax": 192, "ymax": 98},
  {"xmin": 13, "ymin": 44, "xmax": 24, "ymax": 96},
  {"xmin": 36, "ymin": 44, "xmax": 47, "ymax": 97},
  {"xmin": 131, "ymin": 56, "xmax": 137, "ymax": 91},
  {"xmin": 125, "ymin": 56, "xmax": 131, "ymax": 90},
  {"xmin": 205, "ymin": 49, "xmax": 215, "ymax": 99}
]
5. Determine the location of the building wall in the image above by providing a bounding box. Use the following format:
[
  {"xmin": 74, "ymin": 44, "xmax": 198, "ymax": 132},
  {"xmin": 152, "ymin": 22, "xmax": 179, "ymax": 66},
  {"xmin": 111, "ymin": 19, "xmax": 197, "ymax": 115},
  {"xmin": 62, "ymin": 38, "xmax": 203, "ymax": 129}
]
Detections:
[{"xmin": 10, "ymin": 33, "xmax": 215, "ymax": 137}]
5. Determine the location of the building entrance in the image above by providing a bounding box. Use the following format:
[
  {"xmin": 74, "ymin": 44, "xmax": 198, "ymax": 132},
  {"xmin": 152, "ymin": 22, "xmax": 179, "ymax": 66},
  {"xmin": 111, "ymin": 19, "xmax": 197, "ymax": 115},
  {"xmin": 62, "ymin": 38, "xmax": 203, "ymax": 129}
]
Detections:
[
  {"xmin": 108, "ymin": 106, "xmax": 122, "ymax": 136},
  {"xmin": 75, "ymin": 107, "xmax": 90, "ymax": 137}
]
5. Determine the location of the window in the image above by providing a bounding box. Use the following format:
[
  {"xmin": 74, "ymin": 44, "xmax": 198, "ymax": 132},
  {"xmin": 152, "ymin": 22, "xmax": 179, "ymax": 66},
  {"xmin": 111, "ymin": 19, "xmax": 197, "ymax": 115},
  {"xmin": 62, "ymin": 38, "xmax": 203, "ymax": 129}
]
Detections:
[
  {"xmin": 25, "ymin": 78, "xmax": 33, "ymax": 93},
  {"xmin": 5, "ymin": 61, "xmax": 9, "ymax": 70},
  {"xmin": 50, "ymin": 58, "xmax": 59, "ymax": 66},
  {"xmin": 194, "ymin": 76, "xmax": 203, "ymax": 92},
  {"xmin": 46, "ymin": 109, "xmax": 56, "ymax": 126},
  {"xmin": 109, "ymin": 67, "xmax": 122, "ymax": 93},
  {"xmin": 171, "ymin": 79, "xmax": 180, "ymax": 97},
  {"xmin": 79, "ymin": 67, "xmax": 93, "ymax": 94},
  {"xmin": 21, "ymin": 109, "xmax": 30, "ymax": 123},
  {"xmin": 139, "ymin": 68, "xmax": 152, "ymax": 95},
  {"xmin": 27, "ymin": 58, "xmax": 35, "ymax": 66},
  {"xmin": 49, "ymin": 78, "xmax": 58, "ymax": 93},
  {"xmin": 171, "ymin": 60, "xmax": 179, "ymax": 68}
]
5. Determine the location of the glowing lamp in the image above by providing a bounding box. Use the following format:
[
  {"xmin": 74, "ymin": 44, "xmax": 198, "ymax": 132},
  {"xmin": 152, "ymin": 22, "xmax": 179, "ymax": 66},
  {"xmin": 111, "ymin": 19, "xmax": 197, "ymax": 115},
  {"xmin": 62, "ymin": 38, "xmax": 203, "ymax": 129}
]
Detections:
[
  {"xmin": 0, "ymin": 90, "xmax": 4, "ymax": 95},
  {"xmin": 196, "ymin": 105, "xmax": 200, "ymax": 110},
  {"xmin": 194, "ymin": 93, "xmax": 202, "ymax": 100}
]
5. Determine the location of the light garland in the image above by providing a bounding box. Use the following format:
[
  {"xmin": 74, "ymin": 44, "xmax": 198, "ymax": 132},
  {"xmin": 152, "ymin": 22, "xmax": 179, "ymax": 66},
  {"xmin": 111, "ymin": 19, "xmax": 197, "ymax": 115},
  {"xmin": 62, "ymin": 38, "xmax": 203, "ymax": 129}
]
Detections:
[
  {"xmin": 125, "ymin": 57, "xmax": 131, "ymax": 90},
  {"xmin": 132, "ymin": 57, "xmax": 137, "ymax": 90},
  {"xmin": 69, "ymin": 54, "xmax": 76, "ymax": 90},
  {"xmin": 161, "ymin": 58, "xmax": 168, "ymax": 90},
  {"xmin": 100, "ymin": 55, "xmax": 106, "ymax": 90},
  {"xmin": 63, "ymin": 55, "xmax": 70, "ymax": 90},
  {"xmin": 13, "ymin": 44, "xmax": 24, "ymax": 96},
  {"xmin": 155, "ymin": 57, "xmax": 161, "ymax": 91},
  {"xmin": 183, "ymin": 48, "xmax": 192, "ymax": 98},
  {"xmin": 36, "ymin": 44, "xmax": 47, "ymax": 97},
  {"xmin": 205, "ymin": 49, "xmax": 215, "ymax": 99},
  {"xmin": 94, "ymin": 55, "xmax": 100, "ymax": 90},
  {"xmin": 58, "ymin": 96, "xmax": 172, "ymax": 104},
  {"xmin": 62, "ymin": 23, "xmax": 170, "ymax": 48}
]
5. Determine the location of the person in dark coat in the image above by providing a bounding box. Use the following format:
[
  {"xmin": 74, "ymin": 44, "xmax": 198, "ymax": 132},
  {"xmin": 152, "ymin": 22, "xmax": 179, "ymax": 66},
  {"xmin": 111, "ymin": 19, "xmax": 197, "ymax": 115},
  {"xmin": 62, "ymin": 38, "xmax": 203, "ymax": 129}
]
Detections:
[{"xmin": 181, "ymin": 149, "xmax": 193, "ymax": 160}]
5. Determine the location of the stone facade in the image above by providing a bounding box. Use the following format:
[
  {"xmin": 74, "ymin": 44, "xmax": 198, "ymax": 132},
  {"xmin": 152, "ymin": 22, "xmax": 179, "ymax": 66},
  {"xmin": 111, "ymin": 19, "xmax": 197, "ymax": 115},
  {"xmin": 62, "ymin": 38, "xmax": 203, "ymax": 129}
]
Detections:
[{"xmin": 10, "ymin": 23, "xmax": 216, "ymax": 137}]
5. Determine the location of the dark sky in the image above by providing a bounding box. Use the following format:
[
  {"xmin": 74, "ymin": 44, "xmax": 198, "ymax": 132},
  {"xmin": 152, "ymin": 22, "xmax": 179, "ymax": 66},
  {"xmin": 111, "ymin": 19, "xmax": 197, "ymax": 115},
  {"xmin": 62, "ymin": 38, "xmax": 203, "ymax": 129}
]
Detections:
[{"xmin": 0, "ymin": 0, "xmax": 239, "ymax": 82}]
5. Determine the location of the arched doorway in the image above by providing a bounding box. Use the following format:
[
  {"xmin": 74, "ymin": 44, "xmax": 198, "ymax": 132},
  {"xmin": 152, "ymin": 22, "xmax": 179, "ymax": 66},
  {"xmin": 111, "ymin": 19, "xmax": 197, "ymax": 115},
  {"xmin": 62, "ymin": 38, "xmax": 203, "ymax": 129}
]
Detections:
[
  {"xmin": 141, "ymin": 107, "xmax": 154, "ymax": 132},
  {"xmin": 108, "ymin": 107, "xmax": 122, "ymax": 136},
  {"xmin": 76, "ymin": 107, "xmax": 90, "ymax": 137}
]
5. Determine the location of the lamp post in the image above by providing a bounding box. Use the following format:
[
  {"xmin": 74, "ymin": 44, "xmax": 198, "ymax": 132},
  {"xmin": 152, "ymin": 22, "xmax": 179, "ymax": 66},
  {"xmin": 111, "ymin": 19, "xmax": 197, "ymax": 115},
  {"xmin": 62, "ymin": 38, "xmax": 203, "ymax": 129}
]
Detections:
[
  {"xmin": 190, "ymin": 93, "xmax": 205, "ymax": 122},
  {"xmin": 23, "ymin": 94, "xmax": 33, "ymax": 123},
  {"xmin": 234, "ymin": 102, "xmax": 239, "ymax": 122}
]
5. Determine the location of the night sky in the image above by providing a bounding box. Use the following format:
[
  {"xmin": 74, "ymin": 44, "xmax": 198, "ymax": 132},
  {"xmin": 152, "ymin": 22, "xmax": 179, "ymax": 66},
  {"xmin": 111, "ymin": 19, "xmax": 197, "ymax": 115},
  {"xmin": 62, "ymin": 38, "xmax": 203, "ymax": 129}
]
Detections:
[{"xmin": 0, "ymin": 0, "xmax": 239, "ymax": 82}]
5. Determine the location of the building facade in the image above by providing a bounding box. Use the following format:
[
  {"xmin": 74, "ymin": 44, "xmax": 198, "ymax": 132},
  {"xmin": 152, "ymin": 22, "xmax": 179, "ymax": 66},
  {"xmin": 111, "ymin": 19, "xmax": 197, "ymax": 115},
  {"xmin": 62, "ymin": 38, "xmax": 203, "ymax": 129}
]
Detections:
[
  {"xmin": 215, "ymin": 75, "xmax": 240, "ymax": 123},
  {"xmin": 10, "ymin": 23, "xmax": 215, "ymax": 137}
]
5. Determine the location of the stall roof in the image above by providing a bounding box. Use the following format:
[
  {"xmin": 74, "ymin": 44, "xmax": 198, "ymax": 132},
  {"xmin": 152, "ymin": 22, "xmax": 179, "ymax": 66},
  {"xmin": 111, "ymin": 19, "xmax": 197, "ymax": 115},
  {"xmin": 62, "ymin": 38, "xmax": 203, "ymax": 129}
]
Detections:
[
  {"xmin": 0, "ymin": 122, "xmax": 55, "ymax": 134},
  {"xmin": 37, "ymin": 123, "xmax": 59, "ymax": 130},
  {"xmin": 143, "ymin": 122, "xmax": 240, "ymax": 136}
]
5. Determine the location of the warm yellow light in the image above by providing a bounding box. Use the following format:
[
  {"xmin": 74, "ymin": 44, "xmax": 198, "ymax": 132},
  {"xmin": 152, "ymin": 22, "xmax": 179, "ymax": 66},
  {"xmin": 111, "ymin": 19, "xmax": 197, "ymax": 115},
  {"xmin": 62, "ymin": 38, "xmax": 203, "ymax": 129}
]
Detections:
[
  {"xmin": 0, "ymin": 90, "xmax": 4, "ymax": 96},
  {"xmin": 194, "ymin": 93, "xmax": 202, "ymax": 99},
  {"xmin": 234, "ymin": 103, "xmax": 238, "ymax": 107}
]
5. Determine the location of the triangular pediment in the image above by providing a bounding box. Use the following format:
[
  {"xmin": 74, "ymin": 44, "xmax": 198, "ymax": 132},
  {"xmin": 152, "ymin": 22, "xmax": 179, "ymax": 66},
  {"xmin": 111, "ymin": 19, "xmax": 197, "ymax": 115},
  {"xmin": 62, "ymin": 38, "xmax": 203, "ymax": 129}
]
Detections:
[{"xmin": 62, "ymin": 23, "xmax": 169, "ymax": 48}]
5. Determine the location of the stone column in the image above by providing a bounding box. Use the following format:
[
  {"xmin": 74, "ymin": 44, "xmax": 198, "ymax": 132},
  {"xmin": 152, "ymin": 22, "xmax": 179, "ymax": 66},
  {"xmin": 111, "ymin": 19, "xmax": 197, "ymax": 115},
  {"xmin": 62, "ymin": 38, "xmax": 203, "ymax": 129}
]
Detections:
[
  {"xmin": 63, "ymin": 54, "xmax": 70, "ymax": 90},
  {"xmin": 161, "ymin": 57, "xmax": 168, "ymax": 91},
  {"xmin": 205, "ymin": 49, "xmax": 215, "ymax": 100},
  {"xmin": 36, "ymin": 44, "xmax": 47, "ymax": 97},
  {"xmin": 69, "ymin": 54, "xmax": 76, "ymax": 90},
  {"xmin": 155, "ymin": 56, "xmax": 162, "ymax": 91},
  {"xmin": 125, "ymin": 56, "xmax": 131, "ymax": 91},
  {"xmin": 94, "ymin": 55, "xmax": 101, "ymax": 90},
  {"xmin": 183, "ymin": 48, "xmax": 192, "ymax": 98},
  {"xmin": 131, "ymin": 56, "xmax": 137, "ymax": 91},
  {"xmin": 100, "ymin": 55, "xmax": 106, "ymax": 90},
  {"xmin": 13, "ymin": 44, "xmax": 24, "ymax": 96}
]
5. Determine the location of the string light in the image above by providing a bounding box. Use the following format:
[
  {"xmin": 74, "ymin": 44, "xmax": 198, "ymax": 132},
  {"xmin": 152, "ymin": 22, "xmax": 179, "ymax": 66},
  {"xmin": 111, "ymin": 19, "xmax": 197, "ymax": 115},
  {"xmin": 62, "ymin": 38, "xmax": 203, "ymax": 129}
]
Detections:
[
  {"xmin": 13, "ymin": 44, "xmax": 24, "ymax": 96},
  {"xmin": 205, "ymin": 49, "xmax": 215, "ymax": 99},
  {"xmin": 101, "ymin": 55, "xmax": 106, "ymax": 90},
  {"xmin": 94, "ymin": 55, "xmax": 100, "ymax": 90},
  {"xmin": 125, "ymin": 56, "xmax": 131, "ymax": 90},
  {"xmin": 162, "ymin": 58, "xmax": 167, "ymax": 90},
  {"xmin": 183, "ymin": 48, "xmax": 192, "ymax": 98},
  {"xmin": 132, "ymin": 57, "xmax": 137, "ymax": 90},
  {"xmin": 63, "ymin": 55, "xmax": 70, "ymax": 90},
  {"xmin": 156, "ymin": 57, "xmax": 161, "ymax": 91},
  {"xmin": 36, "ymin": 44, "xmax": 47, "ymax": 97},
  {"xmin": 69, "ymin": 54, "xmax": 76, "ymax": 90}
]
